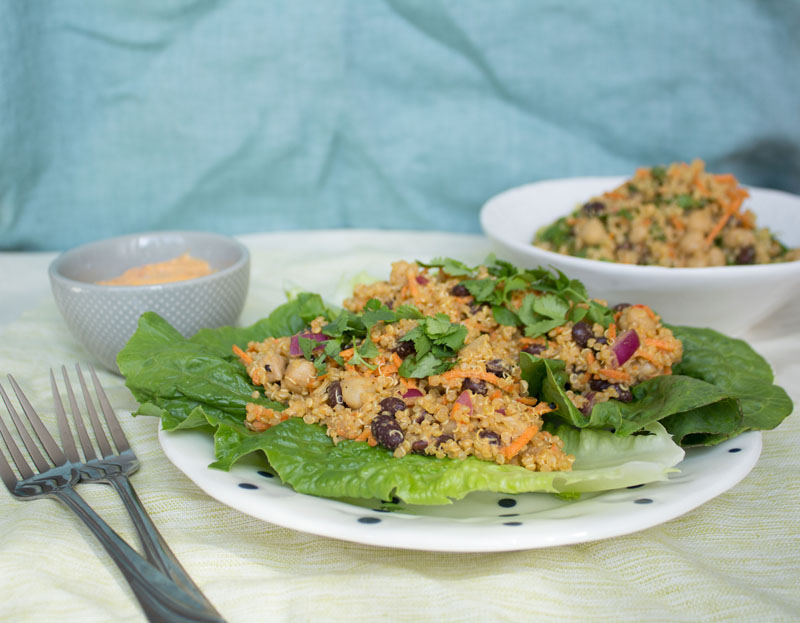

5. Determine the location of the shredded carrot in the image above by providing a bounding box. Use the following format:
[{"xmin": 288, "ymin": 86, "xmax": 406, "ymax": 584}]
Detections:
[
  {"xmin": 670, "ymin": 215, "xmax": 685, "ymax": 231},
  {"xmin": 705, "ymin": 194, "xmax": 746, "ymax": 247},
  {"xmin": 518, "ymin": 336, "xmax": 545, "ymax": 346},
  {"xmin": 608, "ymin": 323, "xmax": 617, "ymax": 339},
  {"xmin": 279, "ymin": 413, "xmax": 289, "ymax": 422},
  {"xmin": 339, "ymin": 348, "xmax": 355, "ymax": 360},
  {"xmin": 644, "ymin": 338, "xmax": 676, "ymax": 351},
  {"xmin": 694, "ymin": 177, "xmax": 706, "ymax": 193},
  {"xmin": 399, "ymin": 377, "xmax": 417, "ymax": 389},
  {"xmin": 407, "ymin": 268, "xmax": 420, "ymax": 299},
  {"xmin": 345, "ymin": 365, "xmax": 356, "ymax": 373},
  {"xmin": 354, "ymin": 429, "xmax": 372, "ymax": 442},
  {"xmin": 636, "ymin": 350, "xmax": 662, "ymax": 365},
  {"xmin": 704, "ymin": 211, "xmax": 732, "ymax": 246},
  {"xmin": 631, "ymin": 304, "xmax": 656, "ymax": 320},
  {"xmin": 516, "ymin": 396, "xmax": 538, "ymax": 406},
  {"xmin": 502, "ymin": 426, "xmax": 539, "ymax": 460},
  {"xmin": 440, "ymin": 369, "xmax": 510, "ymax": 389},
  {"xmin": 581, "ymin": 372, "xmax": 591, "ymax": 384},
  {"xmin": 391, "ymin": 352, "xmax": 403, "ymax": 368},
  {"xmin": 603, "ymin": 190, "xmax": 625, "ymax": 200},
  {"xmin": 585, "ymin": 351, "xmax": 596, "ymax": 365},
  {"xmin": 531, "ymin": 402, "xmax": 555, "ymax": 416},
  {"xmin": 714, "ymin": 173, "xmax": 737, "ymax": 185},
  {"xmin": 379, "ymin": 363, "xmax": 398, "ymax": 377},
  {"xmin": 232, "ymin": 344, "xmax": 252, "ymax": 365},
  {"xmin": 598, "ymin": 368, "xmax": 632, "ymax": 383},
  {"xmin": 489, "ymin": 390, "xmax": 502, "ymax": 401}
]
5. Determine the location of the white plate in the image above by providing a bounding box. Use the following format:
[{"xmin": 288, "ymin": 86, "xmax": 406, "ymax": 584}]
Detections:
[
  {"xmin": 159, "ymin": 426, "xmax": 762, "ymax": 552},
  {"xmin": 480, "ymin": 177, "xmax": 800, "ymax": 335}
]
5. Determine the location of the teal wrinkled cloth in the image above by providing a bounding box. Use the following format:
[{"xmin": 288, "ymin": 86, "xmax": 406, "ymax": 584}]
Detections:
[{"xmin": 1, "ymin": 1, "xmax": 799, "ymax": 251}]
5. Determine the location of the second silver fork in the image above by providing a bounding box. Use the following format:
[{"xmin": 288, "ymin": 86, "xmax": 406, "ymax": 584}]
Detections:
[{"xmin": 51, "ymin": 364, "xmax": 224, "ymax": 620}]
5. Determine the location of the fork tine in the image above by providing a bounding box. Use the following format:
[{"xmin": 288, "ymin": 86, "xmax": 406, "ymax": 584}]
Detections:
[
  {"xmin": 0, "ymin": 441, "xmax": 21, "ymax": 491},
  {"xmin": 50, "ymin": 369, "xmax": 81, "ymax": 464},
  {"xmin": 0, "ymin": 397, "xmax": 35, "ymax": 482},
  {"xmin": 74, "ymin": 365, "xmax": 114, "ymax": 458},
  {"xmin": 88, "ymin": 365, "xmax": 130, "ymax": 453},
  {"xmin": 1, "ymin": 377, "xmax": 61, "ymax": 471},
  {"xmin": 61, "ymin": 366, "xmax": 98, "ymax": 462}
]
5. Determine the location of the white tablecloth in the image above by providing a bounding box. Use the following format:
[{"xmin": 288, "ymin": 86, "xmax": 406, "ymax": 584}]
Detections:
[{"xmin": 0, "ymin": 231, "xmax": 798, "ymax": 623}]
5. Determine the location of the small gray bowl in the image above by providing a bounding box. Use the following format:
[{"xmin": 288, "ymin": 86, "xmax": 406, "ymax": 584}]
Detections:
[{"xmin": 49, "ymin": 231, "xmax": 250, "ymax": 373}]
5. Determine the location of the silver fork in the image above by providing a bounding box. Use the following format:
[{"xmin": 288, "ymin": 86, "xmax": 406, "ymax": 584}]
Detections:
[
  {"xmin": 51, "ymin": 364, "xmax": 221, "ymax": 615},
  {"xmin": 0, "ymin": 374, "xmax": 226, "ymax": 623}
]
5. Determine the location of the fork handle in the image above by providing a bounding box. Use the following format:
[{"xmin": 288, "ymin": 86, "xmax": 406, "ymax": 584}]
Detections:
[
  {"xmin": 106, "ymin": 472, "xmax": 218, "ymax": 611},
  {"xmin": 54, "ymin": 486, "xmax": 226, "ymax": 623}
]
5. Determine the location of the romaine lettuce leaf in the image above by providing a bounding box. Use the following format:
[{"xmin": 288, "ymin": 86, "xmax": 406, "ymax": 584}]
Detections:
[{"xmin": 117, "ymin": 295, "xmax": 792, "ymax": 505}]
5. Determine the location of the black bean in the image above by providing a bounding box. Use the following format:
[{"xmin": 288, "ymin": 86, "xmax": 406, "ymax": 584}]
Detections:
[
  {"xmin": 415, "ymin": 413, "xmax": 426, "ymax": 424},
  {"xmin": 613, "ymin": 385, "xmax": 633, "ymax": 403},
  {"xmin": 371, "ymin": 414, "xmax": 404, "ymax": 450},
  {"xmin": 469, "ymin": 301, "xmax": 489, "ymax": 315},
  {"xmin": 589, "ymin": 378, "xmax": 610, "ymax": 392},
  {"xmin": 435, "ymin": 434, "xmax": 453, "ymax": 447},
  {"xmin": 485, "ymin": 359, "xmax": 508, "ymax": 378},
  {"xmin": 411, "ymin": 440, "xmax": 428, "ymax": 454},
  {"xmin": 612, "ymin": 303, "xmax": 631, "ymax": 312},
  {"xmin": 461, "ymin": 377, "xmax": 488, "ymax": 395},
  {"xmin": 582, "ymin": 201, "xmax": 606, "ymax": 216},
  {"xmin": 326, "ymin": 381, "xmax": 343, "ymax": 408},
  {"xmin": 450, "ymin": 283, "xmax": 470, "ymax": 297},
  {"xmin": 571, "ymin": 321, "xmax": 593, "ymax": 348},
  {"xmin": 379, "ymin": 397, "xmax": 407, "ymax": 416},
  {"xmin": 735, "ymin": 245, "xmax": 756, "ymax": 265},
  {"xmin": 393, "ymin": 339, "xmax": 416, "ymax": 359},
  {"xmin": 479, "ymin": 430, "xmax": 501, "ymax": 445},
  {"xmin": 593, "ymin": 336, "xmax": 608, "ymax": 347},
  {"xmin": 522, "ymin": 343, "xmax": 545, "ymax": 356}
]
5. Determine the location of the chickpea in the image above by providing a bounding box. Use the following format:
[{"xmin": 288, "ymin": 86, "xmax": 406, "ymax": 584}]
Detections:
[
  {"xmin": 576, "ymin": 217, "xmax": 607, "ymax": 246},
  {"xmin": 629, "ymin": 219, "xmax": 649, "ymax": 244},
  {"xmin": 262, "ymin": 353, "xmax": 287, "ymax": 383},
  {"xmin": 685, "ymin": 209, "xmax": 712, "ymax": 233},
  {"xmin": 282, "ymin": 359, "xmax": 317, "ymax": 393},
  {"xmin": 722, "ymin": 227, "xmax": 755, "ymax": 249},
  {"xmin": 340, "ymin": 375, "xmax": 373, "ymax": 409},
  {"xmin": 707, "ymin": 246, "xmax": 726, "ymax": 266},
  {"xmin": 620, "ymin": 305, "xmax": 657, "ymax": 334},
  {"xmin": 679, "ymin": 230, "xmax": 705, "ymax": 255}
]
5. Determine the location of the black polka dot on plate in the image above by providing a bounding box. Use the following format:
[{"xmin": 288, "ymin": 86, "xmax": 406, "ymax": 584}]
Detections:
[
  {"xmin": 238, "ymin": 483, "xmax": 258, "ymax": 490},
  {"xmin": 634, "ymin": 498, "xmax": 653, "ymax": 504},
  {"xmin": 503, "ymin": 521, "xmax": 522, "ymax": 526},
  {"xmin": 257, "ymin": 470, "xmax": 275, "ymax": 478},
  {"xmin": 499, "ymin": 513, "xmax": 519, "ymax": 517},
  {"xmin": 627, "ymin": 484, "xmax": 645, "ymax": 489},
  {"xmin": 358, "ymin": 517, "xmax": 382, "ymax": 524},
  {"xmin": 498, "ymin": 498, "xmax": 517, "ymax": 508},
  {"xmin": 728, "ymin": 448, "xmax": 741, "ymax": 453}
]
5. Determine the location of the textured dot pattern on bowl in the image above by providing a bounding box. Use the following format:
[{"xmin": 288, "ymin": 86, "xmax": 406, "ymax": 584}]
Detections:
[{"xmin": 49, "ymin": 231, "xmax": 250, "ymax": 373}]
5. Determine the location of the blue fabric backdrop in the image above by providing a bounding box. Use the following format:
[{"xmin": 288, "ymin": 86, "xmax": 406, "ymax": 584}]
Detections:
[{"xmin": 1, "ymin": 0, "xmax": 799, "ymax": 250}]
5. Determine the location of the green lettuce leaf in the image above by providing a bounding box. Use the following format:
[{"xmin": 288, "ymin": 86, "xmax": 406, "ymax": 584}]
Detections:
[{"xmin": 117, "ymin": 296, "xmax": 792, "ymax": 505}]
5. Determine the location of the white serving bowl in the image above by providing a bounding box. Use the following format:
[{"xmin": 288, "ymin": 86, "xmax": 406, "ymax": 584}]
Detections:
[
  {"xmin": 480, "ymin": 177, "xmax": 800, "ymax": 335},
  {"xmin": 49, "ymin": 231, "xmax": 250, "ymax": 373}
]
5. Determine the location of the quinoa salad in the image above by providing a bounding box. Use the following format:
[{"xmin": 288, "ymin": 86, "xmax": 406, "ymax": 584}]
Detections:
[
  {"xmin": 234, "ymin": 259, "xmax": 682, "ymax": 473},
  {"xmin": 534, "ymin": 160, "xmax": 800, "ymax": 267}
]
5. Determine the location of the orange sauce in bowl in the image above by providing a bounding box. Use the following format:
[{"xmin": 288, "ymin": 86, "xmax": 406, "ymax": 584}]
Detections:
[{"xmin": 97, "ymin": 253, "xmax": 214, "ymax": 286}]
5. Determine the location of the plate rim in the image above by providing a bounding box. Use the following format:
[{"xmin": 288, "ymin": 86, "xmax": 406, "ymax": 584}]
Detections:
[{"xmin": 158, "ymin": 424, "xmax": 763, "ymax": 552}]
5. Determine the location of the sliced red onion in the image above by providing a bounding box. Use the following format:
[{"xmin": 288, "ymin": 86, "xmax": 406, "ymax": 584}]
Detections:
[
  {"xmin": 495, "ymin": 407, "xmax": 506, "ymax": 415},
  {"xmin": 403, "ymin": 388, "xmax": 424, "ymax": 404},
  {"xmin": 455, "ymin": 390, "xmax": 473, "ymax": 415},
  {"xmin": 612, "ymin": 329, "xmax": 640, "ymax": 366},
  {"xmin": 580, "ymin": 392, "xmax": 596, "ymax": 417},
  {"xmin": 289, "ymin": 331, "xmax": 329, "ymax": 356},
  {"xmin": 415, "ymin": 275, "xmax": 429, "ymax": 285}
]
